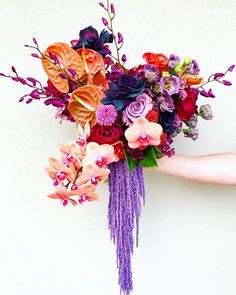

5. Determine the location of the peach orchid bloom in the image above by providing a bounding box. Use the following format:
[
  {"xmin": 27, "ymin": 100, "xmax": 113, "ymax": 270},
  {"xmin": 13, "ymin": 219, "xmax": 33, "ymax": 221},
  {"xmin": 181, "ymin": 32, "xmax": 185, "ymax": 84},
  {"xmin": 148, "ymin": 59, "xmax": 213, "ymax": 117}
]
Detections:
[
  {"xmin": 68, "ymin": 85, "xmax": 103, "ymax": 127},
  {"xmin": 58, "ymin": 141, "xmax": 83, "ymax": 171},
  {"xmin": 45, "ymin": 157, "xmax": 75, "ymax": 184},
  {"xmin": 125, "ymin": 117, "xmax": 163, "ymax": 149},
  {"xmin": 76, "ymin": 48, "xmax": 106, "ymax": 87},
  {"xmin": 82, "ymin": 142, "xmax": 117, "ymax": 168},
  {"xmin": 76, "ymin": 163, "xmax": 110, "ymax": 186},
  {"xmin": 182, "ymin": 74, "xmax": 203, "ymax": 86},
  {"xmin": 76, "ymin": 122, "xmax": 90, "ymax": 149},
  {"xmin": 48, "ymin": 186, "xmax": 77, "ymax": 206},
  {"xmin": 72, "ymin": 183, "xmax": 101, "ymax": 205},
  {"xmin": 42, "ymin": 42, "xmax": 84, "ymax": 93}
]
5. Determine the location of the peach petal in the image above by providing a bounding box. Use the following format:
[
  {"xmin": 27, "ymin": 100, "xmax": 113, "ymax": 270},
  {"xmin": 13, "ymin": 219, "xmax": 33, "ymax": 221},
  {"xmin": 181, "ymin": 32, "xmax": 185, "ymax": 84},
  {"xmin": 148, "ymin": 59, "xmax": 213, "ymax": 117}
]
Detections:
[{"xmin": 42, "ymin": 42, "xmax": 84, "ymax": 93}]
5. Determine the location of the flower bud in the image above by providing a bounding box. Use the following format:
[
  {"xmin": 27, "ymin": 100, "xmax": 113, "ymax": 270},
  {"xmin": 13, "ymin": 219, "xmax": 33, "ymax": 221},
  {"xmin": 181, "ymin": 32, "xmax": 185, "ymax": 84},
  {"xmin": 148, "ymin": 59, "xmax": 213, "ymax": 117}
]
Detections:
[
  {"xmin": 121, "ymin": 54, "xmax": 127, "ymax": 63},
  {"xmin": 102, "ymin": 17, "xmax": 108, "ymax": 26},
  {"xmin": 223, "ymin": 80, "xmax": 232, "ymax": 86},
  {"xmin": 183, "ymin": 57, "xmax": 192, "ymax": 66},
  {"xmin": 110, "ymin": 3, "xmax": 115, "ymax": 13},
  {"xmin": 117, "ymin": 32, "xmax": 123, "ymax": 44},
  {"xmin": 228, "ymin": 65, "xmax": 235, "ymax": 72}
]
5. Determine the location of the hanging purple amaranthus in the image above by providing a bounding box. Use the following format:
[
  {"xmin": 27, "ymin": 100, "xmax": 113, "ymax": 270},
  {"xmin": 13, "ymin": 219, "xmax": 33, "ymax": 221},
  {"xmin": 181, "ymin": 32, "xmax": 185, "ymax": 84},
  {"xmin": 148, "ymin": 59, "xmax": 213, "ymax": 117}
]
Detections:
[{"xmin": 108, "ymin": 160, "xmax": 145, "ymax": 295}]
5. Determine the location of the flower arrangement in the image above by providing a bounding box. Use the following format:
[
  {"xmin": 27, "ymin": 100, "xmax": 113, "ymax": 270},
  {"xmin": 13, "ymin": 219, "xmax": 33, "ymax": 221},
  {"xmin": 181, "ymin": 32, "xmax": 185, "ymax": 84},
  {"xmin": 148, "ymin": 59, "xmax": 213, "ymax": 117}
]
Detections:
[{"xmin": 1, "ymin": 1, "xmax": 234, "ymax": 294}]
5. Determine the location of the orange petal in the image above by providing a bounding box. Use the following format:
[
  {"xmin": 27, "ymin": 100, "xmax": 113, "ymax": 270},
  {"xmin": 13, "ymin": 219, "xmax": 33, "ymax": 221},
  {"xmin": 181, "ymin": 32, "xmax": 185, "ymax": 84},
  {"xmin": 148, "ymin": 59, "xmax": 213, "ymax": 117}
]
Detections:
[
  {"xmin": 42, "ymin": 42, "xmax": 84, "ymax": 93},
  {"xmin": 76, "ymin": 48, "xmax": 105, "ymax": 77},
  {"xmin": 182, "ymin": 74, "xmax": 203, "ymax": 86},
  {"xmin": 68, "ymin": 85, "xmax": 103, "ymax": 127}
]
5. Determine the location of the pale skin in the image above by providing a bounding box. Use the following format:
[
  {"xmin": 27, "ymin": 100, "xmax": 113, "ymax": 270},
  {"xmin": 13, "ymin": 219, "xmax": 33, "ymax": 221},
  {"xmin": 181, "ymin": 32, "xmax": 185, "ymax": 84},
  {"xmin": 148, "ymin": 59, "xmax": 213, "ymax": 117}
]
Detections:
[{"xmin": 157, "ymin": 153, "xmax": 236, "ymax": 186}]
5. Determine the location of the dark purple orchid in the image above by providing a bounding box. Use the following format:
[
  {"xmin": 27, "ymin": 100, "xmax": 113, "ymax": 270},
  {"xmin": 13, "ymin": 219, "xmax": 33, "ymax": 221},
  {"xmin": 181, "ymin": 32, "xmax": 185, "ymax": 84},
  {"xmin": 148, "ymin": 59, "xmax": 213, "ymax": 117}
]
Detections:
[
  {"xmin": 72, "ymin": 26, "xmax": 113, "ymax": 57},
  {"xmin": 103, "ymin": 74, "xmax": 145, "ymax": 110}
]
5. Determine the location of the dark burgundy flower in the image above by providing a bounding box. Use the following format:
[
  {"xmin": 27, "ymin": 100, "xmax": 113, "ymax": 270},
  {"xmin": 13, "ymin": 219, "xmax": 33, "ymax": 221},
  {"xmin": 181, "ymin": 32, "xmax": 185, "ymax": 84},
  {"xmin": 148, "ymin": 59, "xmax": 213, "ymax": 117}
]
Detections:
[
  {"xmin": 174, "ymin": 88, "xmax": 199, "ymax": 122},
  {"xmin": 87, "ymin": 123, "xmax": 122, "ymax": 145},
  {"xmin": 72, "ymin": 26, "xmax": 113, "ymax": 57}
]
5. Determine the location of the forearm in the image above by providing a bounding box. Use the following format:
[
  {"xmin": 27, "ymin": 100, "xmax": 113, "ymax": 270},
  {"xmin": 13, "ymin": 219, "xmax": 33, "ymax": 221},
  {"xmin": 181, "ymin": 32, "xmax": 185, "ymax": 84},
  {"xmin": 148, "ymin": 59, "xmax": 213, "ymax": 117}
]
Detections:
[{"xmin": 157, "ymin": 153, "xmax": 236, "ymax": 185}]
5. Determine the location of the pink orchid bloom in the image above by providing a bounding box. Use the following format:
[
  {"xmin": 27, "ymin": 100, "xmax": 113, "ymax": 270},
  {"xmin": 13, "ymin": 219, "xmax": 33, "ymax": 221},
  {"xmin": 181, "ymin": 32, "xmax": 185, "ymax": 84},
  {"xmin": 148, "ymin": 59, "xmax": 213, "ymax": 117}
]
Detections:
[
  {"xmin": 82, "ymin": 142, "xmax": 117, "ymax": 168},
  {"xmin": 76, "ymin": 163, "xmax": 110, "ymax": 186},
  {"xmin": 124, "ymin": 117, "xmax": 163, "ymax": 149},
  {"xmin": 76, "ymin": 122, "xmax": 90, "ymax": 148},
  {"xmin": 72, "ymin": 183, "xmax": 101, "ymax": 205},
  {"xmin": 48, "ymin": 186, "xmax": 77, "ymax": 206},
  {"xmin": 59, "ymin": 141, "xmax": 83, "ymax": 171},
  {"xmin": 45, "ymin": 157, "xmax": 75, "ymax": 185}
]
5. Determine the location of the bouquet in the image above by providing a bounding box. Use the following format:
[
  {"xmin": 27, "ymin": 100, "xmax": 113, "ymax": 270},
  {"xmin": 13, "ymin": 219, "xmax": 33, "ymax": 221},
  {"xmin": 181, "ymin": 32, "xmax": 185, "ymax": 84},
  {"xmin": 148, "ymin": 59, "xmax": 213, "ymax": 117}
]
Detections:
[{"xmin": 1, "ymin": 1, "xmax": 234, "ymax": 294}]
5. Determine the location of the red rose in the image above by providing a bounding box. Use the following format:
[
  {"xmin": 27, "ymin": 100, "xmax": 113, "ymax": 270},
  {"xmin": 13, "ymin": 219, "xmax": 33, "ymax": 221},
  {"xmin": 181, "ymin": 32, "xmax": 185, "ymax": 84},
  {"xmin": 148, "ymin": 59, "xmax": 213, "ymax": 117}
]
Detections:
[
  {"xmin": 143, "ymin": 52, "xmax": 168, "ymax": 72},
  {"xmin": 145, "ymin": 109, "xmax": 159, "ymax": 122},
  {"xmin": 174, "ymin": 88, "xmax": 199, "ymax": 122},
  {"xmin": 88, "ymin": 123, "xmax": 122, "ymax": 145}
]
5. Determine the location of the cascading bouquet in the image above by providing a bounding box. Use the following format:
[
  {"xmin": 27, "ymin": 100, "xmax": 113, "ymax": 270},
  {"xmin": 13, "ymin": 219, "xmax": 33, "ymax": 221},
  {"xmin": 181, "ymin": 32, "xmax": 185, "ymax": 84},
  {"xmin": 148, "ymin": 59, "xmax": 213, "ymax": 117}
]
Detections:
[{"xmin": 1, "ymin": 1, "xmax": 234, "ymax": 294}]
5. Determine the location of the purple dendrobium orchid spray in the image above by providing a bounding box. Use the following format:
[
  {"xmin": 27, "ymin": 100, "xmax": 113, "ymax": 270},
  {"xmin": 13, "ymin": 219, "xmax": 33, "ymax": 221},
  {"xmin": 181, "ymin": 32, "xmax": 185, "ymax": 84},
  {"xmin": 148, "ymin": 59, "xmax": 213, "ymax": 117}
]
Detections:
[{"xmin": 0, "ymin": 0, "xmax": 234, "ymax": 294}]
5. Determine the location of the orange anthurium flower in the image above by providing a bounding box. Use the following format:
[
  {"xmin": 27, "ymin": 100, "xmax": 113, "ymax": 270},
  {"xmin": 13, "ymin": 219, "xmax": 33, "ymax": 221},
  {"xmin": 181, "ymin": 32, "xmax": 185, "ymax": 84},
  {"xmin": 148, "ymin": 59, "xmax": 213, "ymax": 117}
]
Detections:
[
  {"xmin": 182, "ymin": 74, "xmax": 203, "ymax": 86},
  {"xmin": 42, "ymin": 42, "xmax": 84, "ymax": 93},
  {"xmin": 68, "ymin": 85, "xmax": 103, "ymax": 127},
  {"xmin": 76, "ymin": 48, "xmax": 106, "ymax": 87}
]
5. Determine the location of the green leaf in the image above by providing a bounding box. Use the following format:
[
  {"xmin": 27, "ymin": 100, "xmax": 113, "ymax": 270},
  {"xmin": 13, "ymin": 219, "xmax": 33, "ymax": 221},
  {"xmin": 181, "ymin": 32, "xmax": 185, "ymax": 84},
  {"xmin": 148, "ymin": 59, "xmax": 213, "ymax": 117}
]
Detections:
[
  {"xmin": 153, "ymin": 147, "xmax": 164, "ymax": 159},
  {"xmin": 125, "ymin": 151, "xmax": 137, "ymax": 173},
  {"xmin": 139, "ymin": 146, "xmax": 158, "ymax": 168}
]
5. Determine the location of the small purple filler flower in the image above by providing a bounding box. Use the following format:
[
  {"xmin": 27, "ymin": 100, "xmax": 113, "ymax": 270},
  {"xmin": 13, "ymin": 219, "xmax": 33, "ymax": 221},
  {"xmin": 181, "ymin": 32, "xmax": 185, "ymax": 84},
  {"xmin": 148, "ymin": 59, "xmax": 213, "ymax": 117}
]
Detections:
[
  {"xmin": 96, "ymin": 104, "xmax": 118, "ymax": 126},
  {"xmin": 188, "ymin": 59, "xmax": 200, "ymax": 75},
  {"xmin": 168, "ymin": 54, "xmax": 181, "ymax": 69},
  {"xmin": 144, "ymin": 64, "xmax": 160, "ymax": 83},
  {"xmin": 160, "ymin": 75, "xmax": 180, "ymax": 95}
]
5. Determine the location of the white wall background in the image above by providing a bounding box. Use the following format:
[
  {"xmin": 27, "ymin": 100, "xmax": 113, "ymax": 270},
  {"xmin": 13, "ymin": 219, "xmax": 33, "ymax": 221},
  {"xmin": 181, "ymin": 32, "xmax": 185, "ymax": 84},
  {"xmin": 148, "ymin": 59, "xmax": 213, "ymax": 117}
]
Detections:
[{"xmin": 0, "ymin": 0, "xmax": 236, "ymax": 294}]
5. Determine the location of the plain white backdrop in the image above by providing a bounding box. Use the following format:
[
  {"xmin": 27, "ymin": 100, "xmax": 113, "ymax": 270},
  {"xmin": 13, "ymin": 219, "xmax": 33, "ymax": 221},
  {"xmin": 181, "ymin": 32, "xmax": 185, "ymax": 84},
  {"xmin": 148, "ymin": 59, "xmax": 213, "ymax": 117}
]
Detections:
[{"xmin": 0, "ymin": 0, "xmax": 236, "ymax": 294}]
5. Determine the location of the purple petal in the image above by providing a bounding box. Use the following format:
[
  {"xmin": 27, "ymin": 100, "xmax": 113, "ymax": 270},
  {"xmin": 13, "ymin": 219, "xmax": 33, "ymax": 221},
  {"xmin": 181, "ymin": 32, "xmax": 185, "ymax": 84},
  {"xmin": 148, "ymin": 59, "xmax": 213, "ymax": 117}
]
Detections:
[
  {"xmin": 32, "ymin": 37, "xmax": 38, "ymax": 46},
  {"xmin": 99, "ymin": 2, "xmax": 105, "ymax": 7},
  {"xmin": 59, "ymin": 73, "xmax": 68, "ymax": 79},
  {"xmin": 110, "ymin": 3, "xmax": 115, "ymax": 13},
  {"xmin": 228, "ymin": 65, "xmax": 235, "ymax": 72},
  {"xmin": 102, "ymin": 17, "xmax": 108, "ymax": 26},
  {"xmin": 31, "ymin": 53, "xmax": 40, "ymax": 58},
  {"xmin": 117, "ymin": 32, "xmax": 123, "ymax": 44},
  {"xmin": 200, "ymin": 90, "xmax": 209, "ymax": 97},
  {"xmin": 67, "ymin": 68, "xmax": 77, "ymax": 78},
  {"xmin": 27, "ymin": 77, "xmax": 37, "ymax": 86},
  {"xmin": 26, "ymin": 98, "xmax": 33, "ymax": 104},
  {"xmin": 121, "ymin": 54, "xmax": 127, "ymax": 63},
  {"xmin": 19, "ymin": 97, "xmax": 25, "ymax": 102},
  {"xmin": 208, "ymin": 88, "xmax": 215, "ymax": 98},
  {"xmin": 48, "ymin": 52, "xmax": 59, "ymax": 64},
  {"xmin": 11, "ymin": 66, "xmax": 16, "ymax": 73},
  {"xmin": 18, "ymin": 77, "xmax": 27, "ymax": 85},
  {"xmin": 213, "ymin": 73, "xmax": 224, "ymax": 79},
  {"xmin": 223, "ymin": 80, "xmax": 232, "ymax": 86}
]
